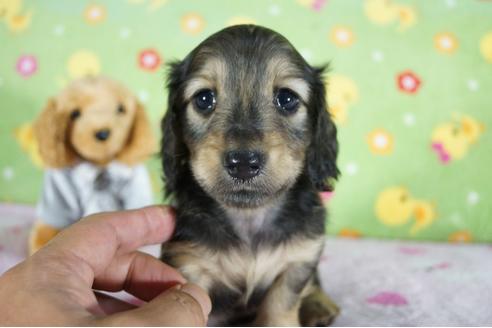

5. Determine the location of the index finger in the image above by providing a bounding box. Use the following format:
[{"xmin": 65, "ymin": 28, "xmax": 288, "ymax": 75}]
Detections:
[{"xmin": 38, "ymin": 206, "xmax": 175, "ymax": 284}]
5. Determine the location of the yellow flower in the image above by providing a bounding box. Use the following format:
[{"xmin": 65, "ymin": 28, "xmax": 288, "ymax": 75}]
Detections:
[
  {"xmin": 84, "ymin": 4, "xmax": 106, "ymax": 25},
  {"xmin": 434, "ymin": 32, "xmax": 458, "ymax": 54},
  {"xmin": 329, "ymin": 26, "xmax": 355, "ymax": 47},
  {"xmin": 181, "ymin": 13, "xmax": 205, "ymax": 35},
  {"xmin": 367, "ymin": 129, "xmax": 394, "ymax": 155},
  {"xmin": 480, "ymin": 31, "xmax": 492, "ymax": 63}
]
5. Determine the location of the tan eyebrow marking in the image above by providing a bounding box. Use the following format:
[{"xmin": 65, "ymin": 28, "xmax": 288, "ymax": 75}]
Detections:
[
  {"xmin": 267, "ymin": 56, "xmax": 311, "ymax": 102},
  {"xmin": 183, "ymin": 57, "xmax": 227, "ymax": 100},
  {"xmin": 184, "ymin": 77, "xmax": 213, "ymax": 100},
  {"xmin": 278, "ymin": 78, "xmax": 310, "ymax": 102}
]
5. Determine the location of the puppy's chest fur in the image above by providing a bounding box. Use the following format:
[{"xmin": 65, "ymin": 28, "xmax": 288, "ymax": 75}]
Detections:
[{"xmin": 162, "ymin": 205, "xmax": 324, "ymax": 311}]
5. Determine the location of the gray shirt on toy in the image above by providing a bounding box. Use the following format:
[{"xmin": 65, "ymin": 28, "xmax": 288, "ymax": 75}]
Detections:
[{"xmin": 37, "ymin": 161, "xmax": 154, "ymax": 228}]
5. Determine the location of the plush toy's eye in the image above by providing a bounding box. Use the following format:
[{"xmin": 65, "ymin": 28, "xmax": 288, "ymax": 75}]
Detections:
[
  {"xmin": 193, "ymin": 89, "xmax": 216, "ymax": 114},
  {"xmin": 275, "ymin": 88, "xmax": 300, "ymax": 114},
  {"xmin": 117, "ymin": 104, "xmax": 126, "ymax": 115},
  {"xmin": 70, "ymin": 109, "xmax": 81, "ymax": 121}
]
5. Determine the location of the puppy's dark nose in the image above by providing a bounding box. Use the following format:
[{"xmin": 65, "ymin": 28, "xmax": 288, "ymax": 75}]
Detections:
[
  {"xmin": 95, "ymin": 129, "xmax": 111, "ymax": 142},
  {"xmin": 224, "ymin": 151, "xmax": 264, "ymax": 180}
]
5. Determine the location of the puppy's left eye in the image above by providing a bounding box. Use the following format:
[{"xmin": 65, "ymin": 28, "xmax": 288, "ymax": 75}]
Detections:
[
  {"xmin": 117, "ymin": 104, "xmax": 126, "ymax": 115},
  {"xmin": 193, "ymin": 89, "xmax": 216, "ymax": 114},
  {"xmin": 275, "ymin": 88, "xmax": 300, "ymax": 114}
]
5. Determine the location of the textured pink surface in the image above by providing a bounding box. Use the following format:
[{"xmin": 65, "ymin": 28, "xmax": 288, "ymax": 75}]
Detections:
[
  {"xmin": 367, "ymin": 292, "xmax": 409, "ymax": 306},
  {"xmin": 0, "ymin": 203, "xmax": 36, "ymax": 275},
  {"xmin": 398, "ymin": 246, "xmax": 427, "ymax": 255},
  {"xmin": 1, "ymin": 203, "xmax": 492, "ymax": 325}
]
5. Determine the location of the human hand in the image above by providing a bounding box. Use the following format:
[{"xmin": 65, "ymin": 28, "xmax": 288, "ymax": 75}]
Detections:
[{"xmin": 0, "ymin": 206, "xmax": 211, "ymax": 326}]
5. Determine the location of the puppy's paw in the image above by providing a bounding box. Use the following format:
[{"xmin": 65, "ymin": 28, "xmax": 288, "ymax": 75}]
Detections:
[{"xmin": 299, "ymin": 290, "xmax": 340, "ymax": 327}]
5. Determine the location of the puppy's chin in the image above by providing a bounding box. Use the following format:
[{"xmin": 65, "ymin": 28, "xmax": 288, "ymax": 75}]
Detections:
[
  {"xmin": 219, "ymin": 189, "xmax": 274, "ymax": 209},
  {"xmin": 199, "ymin": 176, "xmax": 290, "ymax": 209}
]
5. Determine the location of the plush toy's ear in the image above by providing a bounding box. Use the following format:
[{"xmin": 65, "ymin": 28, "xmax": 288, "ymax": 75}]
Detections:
[
  {"xmin": 305, "ymin": 66, "xmax": 340, "ymax": 191},
  {"xmin": 117, "ymin": 101, "xmax": 157, "ymax": 165},
  {"xmin": 34, "ymin": 98, "xmax": 78, "ymax": 168},
  {"xmin": 161, "ymin": 60, "xmax": 189, "ymax": 197}
]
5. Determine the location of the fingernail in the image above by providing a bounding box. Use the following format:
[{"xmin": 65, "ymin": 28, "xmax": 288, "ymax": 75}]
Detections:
[{"xmin": 180, "ymin": 283, "xmax": 212, "ymax": 318}]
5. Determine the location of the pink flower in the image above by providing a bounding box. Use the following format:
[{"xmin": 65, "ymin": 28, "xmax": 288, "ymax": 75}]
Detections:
[
  {"xmin": 312, "ymin": 0, "xmax": 327, "ymax": 11},
  {"xmin": 367, "ymin": 292, "xmax": 408, "ymax": 306},
  {"xmin": 434, "ymin": 262, "xmax": 451, "ymax": 269},
  {"xmin": 399, "ymin": 246, "xmax": 427, "ymax": 255},
  {"xmin": 16, "ymin": 55, "xmax": 38, "ymax": 78},
  {"xmin": 397, "ymin": 70, "xmax": 421, "ymax": 94},
  {"xmin": 138, "ymin": 49, "xmax": 162, "ymax": 72}
]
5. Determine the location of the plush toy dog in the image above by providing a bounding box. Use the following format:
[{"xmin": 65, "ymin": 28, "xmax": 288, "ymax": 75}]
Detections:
[{"xmin": 29, "ymin": 76, "xmax": 156, "ymax": 254}]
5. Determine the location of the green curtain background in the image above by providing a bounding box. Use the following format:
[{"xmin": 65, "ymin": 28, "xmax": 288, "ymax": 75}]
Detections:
[{"xmin": 1, "ymin": 0, "xmax": 491, "ymax": 242}]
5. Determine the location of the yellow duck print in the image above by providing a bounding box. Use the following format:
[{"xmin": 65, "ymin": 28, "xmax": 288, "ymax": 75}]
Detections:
[
  {"xmin": 127, "ymin": 0, "xmax": 168, "ymax": 12},
  {"xmin": 326, "ymin": 75, "xmax": 359, "ymax": 124},
  {"xmin": 375, "ymin": 186, "xmax": 436, "ymax": 235},
  {"xmin": 364, "ymin": 0, "xmax": 417, "ymax": 31},
  {"xmin": 480, "ymin": 31, "xmax": 492, "ymax": 63},
  {"xmin": 14, "ymin": 122, "xmax": 44, "ymax": 168},
  {"xmin": 56, "ymin": 50, "xmax": 102, "ymax": 87},
  {"xmin": 0, "ymin": 0, "xmax": 32, "ymax": 32},
  {"xmin": 431, "ymin": 114, "xmax": 484, "ymax": 164}
]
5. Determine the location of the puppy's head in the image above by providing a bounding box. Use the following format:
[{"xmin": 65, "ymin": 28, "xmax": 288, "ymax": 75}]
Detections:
[
  {"xmin": 35, "ymin": 76, "xmax": 155, "ymax": 167},
  {"xmin": 162, "ymin": 25, "xmax": 338, "ymax": 208}
]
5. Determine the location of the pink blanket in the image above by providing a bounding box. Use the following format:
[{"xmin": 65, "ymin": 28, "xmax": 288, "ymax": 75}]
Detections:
[{"xmin": 1, "ymin": 203, "xmax": 491, "ymax": 326}]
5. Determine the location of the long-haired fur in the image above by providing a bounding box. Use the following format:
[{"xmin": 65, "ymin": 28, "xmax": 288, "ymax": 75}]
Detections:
[{"xmin": 160, "ymin": 25, "xmax": 340, "ymax": 326}]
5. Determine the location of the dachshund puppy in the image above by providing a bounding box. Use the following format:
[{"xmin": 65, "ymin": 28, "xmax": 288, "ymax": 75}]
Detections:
[{"xmin": 161, "ymin": 25, "xmax": 339, "ymax": 326}]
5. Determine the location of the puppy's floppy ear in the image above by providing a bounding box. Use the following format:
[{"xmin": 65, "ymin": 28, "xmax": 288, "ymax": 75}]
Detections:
[
  {"xmin": 34, "ymin": 98, "xmax": 78, "ymax": 168},
  {"xmin": 117, "ymin": 101, "xmax": 157, "ymax": 165},
  {"xmin": 161, "ymin": 60, "xmax": 189, "ymax": 197},
  {"xmin": 306, "ymin": 66, "xmax": 340, "ymax": 191}
]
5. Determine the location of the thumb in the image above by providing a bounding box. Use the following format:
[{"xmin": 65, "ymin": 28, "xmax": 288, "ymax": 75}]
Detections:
[{"xmin": 97, "ymin": 283, "xmax": 211, "ymax": 326}]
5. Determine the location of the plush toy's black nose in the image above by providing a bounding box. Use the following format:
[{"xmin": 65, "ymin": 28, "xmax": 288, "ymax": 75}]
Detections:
[
  {"xmin": 224, "ymin": 151, "xmax": 264, "ymax": 180},
  {"xmin": 95, "ymin": 129, "xmax": 111, "ymax": 142}
]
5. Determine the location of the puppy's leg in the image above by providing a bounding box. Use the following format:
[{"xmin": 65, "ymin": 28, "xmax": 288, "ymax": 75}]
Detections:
[
  {"xmin": 299, "ymin": 287, "xmax": 340, "ymax": 327},
  {"xmin": 254, "ymin": 263, "xmax": 314, "ymax": 326}
]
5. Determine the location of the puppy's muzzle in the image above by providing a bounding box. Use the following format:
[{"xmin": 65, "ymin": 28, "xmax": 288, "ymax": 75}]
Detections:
[{"xmin": 223, "ymin": 150, "xmax": 264, "ymax": 181}]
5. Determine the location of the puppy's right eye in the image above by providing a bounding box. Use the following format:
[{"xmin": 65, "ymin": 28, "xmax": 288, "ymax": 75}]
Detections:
[
  {"xmin": 193, "ymin": 89, "xmax": 216, "ymax": 114},
  {"xmin": 70, "ymin": 109, "xmax": 81, "ymax": 121}
]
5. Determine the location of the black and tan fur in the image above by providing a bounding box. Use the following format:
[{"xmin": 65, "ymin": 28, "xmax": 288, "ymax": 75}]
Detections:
[{"xmin": 160, "ymin": 25, "xmax": 340, "ymax": 326}]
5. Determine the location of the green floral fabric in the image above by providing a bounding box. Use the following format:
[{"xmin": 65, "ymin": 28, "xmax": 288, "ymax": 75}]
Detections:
[{"xmin": 1, "ymin": 0, "xmax": 491, "ymax": 242}]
